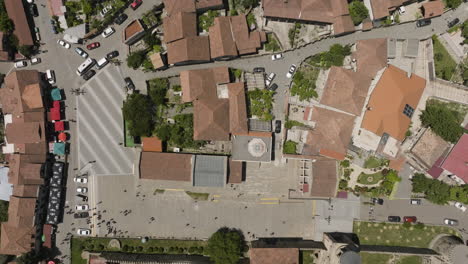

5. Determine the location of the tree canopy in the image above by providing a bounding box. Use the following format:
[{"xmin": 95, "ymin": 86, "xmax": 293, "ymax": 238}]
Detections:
[
  {"xmin": 234, "ymin": 0, "xmax": 260, "ymax": 9},
  {"xmin": 206, "ymin": 228, "xmax": 246, "ymax": 264},
  {"xmin": 348, "ymin": 1, "xmax": 369, "ymax": 25},
  {"xmin": 411, "ymin": 173, "xmax": 451, "ymax": 204},
  {"xmin": 122, "ymin": 93, "xmax": 154, "ymax": 137},
  {"xmin": 148, "ymin": 78, "xmax": 169, "ymax": 106},
  {"xmin": 126, "ymin": 50, "xmax": 146, "ymax": 69},
  {"xmin": 290, "ymin": 70, "xmax": 318, "ymax": 101},
  {"xmin": 445, "ymin": 0, "xmax": 462, "ymax": 9},
  {"xmin": 420, "ymin": 103, "xmax": 464, "ymax": 143}
]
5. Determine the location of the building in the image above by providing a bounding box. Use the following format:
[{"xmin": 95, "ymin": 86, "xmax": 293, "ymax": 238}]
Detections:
[
  {"xmin": 249, "ymin": 248, "xmax": 299, "ymax": 264},
  {"xmin": 141, "ymin": 137, "xmax": 163, "ymax": 152},
  {"xmin": 148, "ymin": 52, "xmax": 167, "ymax": 70},
  {"xmin": 231, "ymin": 132, "xmax": 273, "ymax": 162},
  {"xmin": 310, "ymin": 159, "xmax": 338, "ymax": 198},
  {"xmin": 140, "ymin": 152, "xmax": 194, "ymax": 182},
  {"xmin": 421, "ymin": 0, "xmax": 445, "ymax": 19},
  {"xmin": 4, "ymin": 0, "xmax": 34, "ymax": 46},
  {"xmin": 123, "ymin": 20, "xmax": 146, "ymax": 45},
  {"xmin": 163, "ymin": 12, "xmax": 197, "ymax": 44},
  {"xmin": 441, "ymin": 134, "xmax": 468, "ymax": 184},
  {"xmin": 410, "ymin": 128, "xmax": 451, "ymax": 170},
  {"xmin": 163, "ymin": 0, "xmax": 224, "ymax": 16},
  {"xmin": 192, "ymin": 155, "xmax": 227, "ymax": 187},
  {"xmin": 167, "ymin": 36, "xmax": 211, "ymax": 65},
  {"xmin": 261, "ymin": 0, "xmax": 355, "ymax": 35}
]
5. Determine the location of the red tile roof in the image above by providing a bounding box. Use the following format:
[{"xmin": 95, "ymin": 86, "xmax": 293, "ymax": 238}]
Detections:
[
  {"xmin": 230, "ymin": 15, "xmax": 264, "ymax": 55},
  {"xmin": 4, "ymin": 0, "xmax": 34, "ymax": 46},
  {"xmin": 140, "ymin": 152, "xmax": 193, "ymax": 181},
  {"xmin": 0, "ymin": 70, "xmax": 43, "ymax": 115},
  {"xmin": 194, "ymin": 98, "xmax": 230, "ymax": 141},
  {"xmin": 209, "ymin": 16, "xmax": 238, "ymax": 59},
  {"xmin": 228, "ymin": 159, "xmax": 243, "ymax": 183},
  {"xmin": 369, "ymin": 0, "xmax": 404, "ymax": 20},
  {"xmin": 195, "ymin": 0, "xmax": 224, "ymax": 10},
  {"xmin": 422, "ymin": 0, "xmax": 444, "ymax": 19},
  {"xmin": 0, "ymin": 223, "xmax": 35, "ymax": 255},
  {"xmin": 441, "ymin": 134, "xmax": 468, "ymax": 182},
  {"xmin": 163, "ymin": 0, "xmax": 196, "ymax": 16},
  {"xmin": 250, "ymin": 248, "xmax": 299, "ymax": 264},
  {"xmin": 228, "ymin": 83, "xmax": 248, "ymax": 135},
  {"xmin": 352, "ymin": 38, "xmax": 388, "ymax": 79},
  {"xmin": 167, "ymin": 36, "xmax": 211, "ymax": 65},
  {"xmin": 163, "ymin": 12, "xmax": 197, "ymax": 43},
  {"xmin": 311, "ymin": 159, "xmax": 338, "ymax": 197},
  {"xmin": 7, "ymin": 154, "xmax": 44, "ymax": 185},
  {"xmin": 142, "ymin": 137, "xmax": 163, "ymax": 152}
]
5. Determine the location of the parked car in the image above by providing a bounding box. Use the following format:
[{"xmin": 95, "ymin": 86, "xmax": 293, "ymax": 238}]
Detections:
[
  {"xmin": 77, "ymin": 187, "xmax": 88, "ymax": 194},
  {"xmin": 271, "ymin": 53, "xmax": 283, "ymax": 61},
  {"xmin": 74, "ymin": 212, "xmax": 89, "ymax": 219},
  {"xmin": 29, "ymin": 3, "xmax": 38, "ymax": 17},
  {"xmin": 416, "ymin": 19, "xmax": 431, "ymax": 27},
  {"xmin": 454, "ymin": 202, "xmax": 467, "ymax": 212},
  {"xmin": 388, "ymin": 216, "xmax": 401, "ymax": 222},
  {"xmin": 75, "ymin": 204, "xmax": 89, "ymax": 211},
  {"xmin": 265, "ymin": 72, "xmax": 276, "ymax": 86},
  {"xmin": 268, "ymin": 83, "xmax": 278, "ymax": 91},
  {"xmin": 50, "ymin": 19, "xmax": 58, "ymax": 34},
  {"xmin": 106, "ymin": 50, "xmax": 119, "ymax": 60},
  {"xmin": 372, "ymin": 198, "xmax": 384, "ymax": 205},
  {"xmin": 86, "ymin": 42, "xmax": 100, "ymax": 50},
  {"xmin": 46, "ymin": 69, "xmax": 55, "ymax": 85},
  {"xmin": 74, "ymin": 47, "xmax": 88, "ymax": 58},
  {"xmin": 125, "ymin": 77, "xmax": 135, "ymax": 90},
  {"xmin": 114, "ymin": 13, "xmax": 128, "ymax": 25},
  {"xmin": 30, "ymin": 57, "xmax": 41, "ymax": 65},
  {"xmin": 100, "ymin": 5, "xmax": 112, "ymax": 17},
  {"xmin": 286, "ymin": 64, "xmax": 297, "ymax": 78},
  {"xmin": 76, "ymin": 194, "xmax": 89, "ymax": 202},
  {"xmin": 444, "ymin": 218, "xmax": 459, "ymax": 226},
  {"xmin": 97, "ymin": 57, "xmax": 109, "ymax": 69},
  {"xmin": 77, "ymin": 228, "xmax": 91, "ymax": 236},
  {"xmin": 14, "ymin": 61, "xmax": 27, "ymax": 68},
  {"xmin": 274, "ymin": 120, "xmax": 281, "ymax": 134},
  {"xmin": 101, "ymin": 27, "xmax": 115, "ymax": 38},
  {"xmin": 403, "ymin": 216, "xmax": 417, "ymax": 223},
  {"xmin": 73, "ymin": 177, "xmax": 88, "ymax": 184},
  {"xmin": 130, "ymin": 0, "xmax": 143, "ymax": 10},
  {"xmin": 253, "ymin": 67, "xmax": 265, "ymax": 73},
  {"xmin": 398, "ymin": 6, "xmax": 406, "ymax": 15},
  {"xmin": 410, "ymin": 199, "xmax": 421, "ymax": 205},
  {"xmin": 82, "ymin": 69, "xmax": 96, "ymax": 81},
  {"xmin": 448, "ymin": 18, "xmax": 460, "ymax": 28},
  {"xmin": 57, "ymin": 39, "xmax": 71, "ymax": 49}
]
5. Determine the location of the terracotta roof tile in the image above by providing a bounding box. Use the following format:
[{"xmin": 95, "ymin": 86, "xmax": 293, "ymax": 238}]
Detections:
[
  {"xmin": 7, "ymin": 196, "xmax": 36, "ymax": 227},
  {"xmin": 163, "ymin": 0, "xmax": 196, "ymax": 16},
  {"xmin": 228, "ymin": 159, "xmax": 243, "ymax": 183},
  {"xmin": 0, "ymin": 223, "xmax": 35, "ymax": 255},
  {"xmin": 250, "ymin": 248, "xmax": 299, "ymax": 264},
  {"xmin": 149, "ymin": 52, "xmax": 165, "ymax": 69},
  {"xmin": 361, "ymin": 65, "xmax": 426, "ymax": 141},
  {"xmin": 209, "ymin": 16, "xmax": 238, "ymax": 59},
  {"xmin": 4, "ymin": 0, "xmax": 34, "ymax": 46},
  {"xmin": 228, "ymin": 83, "xmax": 248, "ymax": 135},
  {"xmin": 0, "ymin": 70, "xmax": 43, "ymax": 115},
  {"xmin": 311, "ymin": 158, "xmax": 338, "ymax": 197},
  {"xmin": 194, "ymin": 98, "xmax": 230, "ymax": 141},
  {"xmin": 7, "ymin": 154, "xmax": 44, "ymax": 185},
  {"xmin": 195, "ymin": 0, "xmax": 224, "ymax": 10},
  {"xmin": 163, "ymin": 12, "xmax": 197, "ymax": 43},
  {"xmin": 352, "ymin": 38, "xmax": 388, "ymax": 79},
  {"xmin": 12, "ymin": 185, "xmax": 39, "ymax": 198},
  {"xmin": 140, "ymin": 152, "xmax": 193, "ymax": 181},
  {"xmin": 5, "ymin": 122, "xmax": 45, "ymax": 145},
  {"xmin": 123, "ymin": 20, "xmax": 145, "ymax": 42},
  {"xmin": 369, "ymin": 0, "xmax": 404, "ymax": 20},
  {"xmin": 167, "ymin": 36, "xmax": 211, "ymax": 65},
  {"xmin": 142, "ymin": 137, "xmax": 163, "ymax": 152},
  {"xmin": 230, "ymin": 15, "xmax": 263, "ymax": 55},
  {"xmin": 422, "ymin": 0, "xmax": 444, "ymax": 19}
]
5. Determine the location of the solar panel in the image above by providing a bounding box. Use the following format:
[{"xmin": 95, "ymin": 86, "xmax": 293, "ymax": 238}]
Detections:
[{"xmin": 403, "ymin": 104, "xmax": 414, "ymax": 118}]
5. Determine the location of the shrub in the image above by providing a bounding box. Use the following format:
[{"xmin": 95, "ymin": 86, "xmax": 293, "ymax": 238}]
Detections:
[
  {"xmin": 97, "ymin": 244, "xmax": 105, "ymax": 251},
  {"xmin": 283, "ymin": 140, "xmax": 298, "ymax": 154},
  {"xmin": 122, "ymin": 245, "xmax": 129, "ymax": 251},
  {"xmin": 415, "ymin": 223, "xmax": 425, "ymax": 230},
  {"xmin": 420, "ymin": 103, "xmax": 464, "ymax": 143},
  {"xmin": 147, "ymin": 247, "xmax": 154, "ymax": 253},
  {"xmin": 206, "ymin": 228, "xmax": 245, "ymax": 264},
  {"xmin": 87, "ymin": 244, "xmax": 94, "ymax": 250},
  {"xmin": 178, "ymin": 247, "xmax": 184, "ymax": 254},
  {"xmin": 189, "ymin": 247, "xmax": 196, "ymax": 254},
  {"xmin": 402, "ymin": 222, "xmax": 412, "ymax": 229},
  {"xmin": 348, "ymin": 1, "xmax": 369, "ymax": 25},
  {"xmin": 137, "ymin": 246, "xmax": 143, "ymax": 252},
  {"xmin": 339, "ymin": 179, "xmax": 348, "ymax": 190},
  {"xmin": 340, "ymin": 160, "xmax": 350, "ymax": 168},
  {"xmin": 127, "ymin": 50, "xmax": 147, "ymax": 69}
]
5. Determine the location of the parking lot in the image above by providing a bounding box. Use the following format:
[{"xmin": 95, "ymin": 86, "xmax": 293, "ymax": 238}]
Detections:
[{"xmin": 77, "ymin": 65, "xmax": 136, "ymax": 176}]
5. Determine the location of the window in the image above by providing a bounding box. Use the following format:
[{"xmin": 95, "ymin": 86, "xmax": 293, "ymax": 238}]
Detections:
[{"xmin": 403, "ymin": 104, "xmax": 414, "ymax": 118}]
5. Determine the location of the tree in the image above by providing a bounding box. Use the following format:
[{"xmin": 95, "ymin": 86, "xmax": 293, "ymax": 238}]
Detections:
[
  {"xmin": 15, "ymin": 251, "xmax": 40, "ymax": 264},
  {"xmin": 321, "ymin": 44, "xmax": 351, "ymax": 67},
  {"xmin": 234, "ymin": 0, "xmax": 260, "ymax": 9},
  {"xmin": 147, "ymin": 78, "xmax": 169, "ymax": 106},
  {"xmin": 283, "ymin": 140, "xmax": 297, "ymax": 154},
  {"xmin": 122, "ymin": 93, "xmax": 154, "ymax": 137},
  {"xmin": 348, "ymin": 1, "xmax": 369, "ymax": 25},
  {"xmin": 206, "ymin": 228, "xmax": 245, "ymax": 264},
  {"xmin": 0, "ymin": 16, "xmax": 14, "ymax": 33},
  {"xmin": 18, "ymin": 45, "xmax": 34, "ymax": 58},
  {"xmin": 290, "ymin": 70, "xmax": 318, "ymax": 101},
  {"xmin": 420, "ymin": 104, "xmax": 464, "ymax": 143},
  {"xmin": 143, "ymin": 32, "xmax": 161, "ymax": 48},
  {"xmin": 411, "ymin": 173, "xmax": 451, "ymax": 205},
  {"xmin": 126, "ymin": 50, "xmax": 146, "ymax": 69},
  {"xmin": 445, "ymin": 0, "xmax": 462, "ymax": 9},
  {"xmin": 81, "ymin": 0, "xmax": 93, "ymax": 16}
]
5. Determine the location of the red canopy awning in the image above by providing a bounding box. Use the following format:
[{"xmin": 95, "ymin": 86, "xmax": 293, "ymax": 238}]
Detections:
[
  {"xmin": 53, "ymin": 100, "xmax": 60, "ymax": 108},
  {"xmin": 49, "ymin": 107, "xmax": 60, "ymax": 121},
  {"xmin": 54, "ymin": 121, "xmax": 65, "ymax": 132},
  {"xmin": 58, "ymin": 132, "xmax": 67, "ymax": 142}
]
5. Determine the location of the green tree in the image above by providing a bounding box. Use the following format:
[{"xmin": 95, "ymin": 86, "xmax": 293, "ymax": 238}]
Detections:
[
  {"xmin": 143, "ymin": 32, "xmax": 161, "ymax": 48},
  {"xmin": 411, "ymin": 173, "xmax": 451, "ymax": 205},
  {"xmin": 0, "ymin": 201, "xmax": 8, "ymax": 222},
  {"xmin": 348, "ymin": 1, "xmax": 369, "ymax": 25},
  {"xmin": 445, "ymin": 0, "xmax": 462, "ymax": 9},
  {"xmin": 81, "ymin": 0, "xmax": 93, "ymax": 16},
  {"xmin": 122, "ymin": 93, "xmax": 154, "ymax": 137},
  {"xmin": 206, "ymin": 228, "xmax": 246, "ymax": 264},
  {"xmin": 18, "ymin": 45, "xmax": 34, "ymax": 58},
  {"xmin": 148, "ymin": 78, "xmax": 169, "ymax": 106},
  {"xmin": 290, "ymin": 70, "xmax": 318, "ymax": 101},
  {"xmin": 0, "ymin": 16, "xmax": 14, "ymax": 33},
  {"xmin": 234, "ymin": 0, "xmax": 260, "ymax": 9},
  {"xmin": 126, "ymin": 51, "xmax": 146, "ymax": 69},
  {"xmin": 283, "ymin": 140, "xmax": 298, "ymax": 154},
  {"xmin": 321, "ymin": 44, "xmax": 351, "ymax": 67},
  {"xmin": 420, "ymin": 104, "xmax": 464, "ymax": 143},
  {"xmin": 15, "ymin": 251, "xmax": 40, "ymax": 264}
]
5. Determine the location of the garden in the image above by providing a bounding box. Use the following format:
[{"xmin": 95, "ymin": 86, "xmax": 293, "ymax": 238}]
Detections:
[
  {"xmin": 264, "ymin": 33, "xmax": 281, "ymax": 52},
  {"xmin": 354, "ymin": 221, "xmax": 460, "ymax": 248},
  {"xmin": 283, "ymin": 140, "xmax": 298, "ymax": 154},
  {"xmin": 357, "ymin": 171, "xmax": 383, "ymax": 185},
  {"xmin": 432, "ymin": 35, "xmax": 458, "ymax": 81},
  {"xmin": 247, "ymin": 88, "xmax": 275, "ymax": 121},
  {"xmin": 290, "ymin": 67, "xmax": 319, "ymax": 102}
]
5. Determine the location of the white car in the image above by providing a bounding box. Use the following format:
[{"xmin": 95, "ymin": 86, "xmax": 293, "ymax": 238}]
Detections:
[
  {"xmin": 77, "ymin": 228, "xmax": 91, "ymax": 236},
  {"xmin": 73, "ymin": 177, "xmax": 88, "ymax": 184},
  {"xmin": 30, "ymin": 57, "xmax": 41, "ymax": 65},
  {"xmin": 443, "ymin": 218, "xmax": 459, "ymax": 226},
  {"xmin": 454, "ymin": 202, "xmax": 467, "ymax": 212},
  {"xmin": 271, "ymin": 53, "xmax": 283, "ymax": 61},
  {"xmin": 399, "ymin": 6, "xmax": 406, "ymax": 15},
  {"xmin": 100, "ymin": 5, "xmax": 112, "ymax": 17},
  {"xmin": 265, "ymin": 72, "xmax": 276, "ymax": 86},
  {"xmin": 286, "ymin": 64, "xmax": 297, "ymax": 78},
  {"xmin": 74, "ymin": 47, "xmax": 88, "ymax": 58},
  {"xmin": 75, "ymin": 204, "xmax": 89, "ymax": 211},
  {"xmin": 77, "ymin": 187, "xmax": 88, "ymax": 194},
  {"xmin": 101, "ymin": 27, "xmax": 115, "ymax": 38},
  {"xmin": 14, "ymin": 61, "xmax": 27, "ymax": 68},
  {"xmin": 57, "ymin": 39, "xmax": 71, "ymax": 49}
]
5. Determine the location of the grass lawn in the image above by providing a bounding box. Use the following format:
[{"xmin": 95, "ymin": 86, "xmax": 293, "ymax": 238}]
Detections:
[
  {"xmin": 185, "ymin": 191, "xmax": 209, "ymax": 201},
  {"xmin": 360, "ymin": 252, "xmax": 391, "ymax": 264},
  {"xmin": 357, "ymin": 171, "xmax": 384, "ymax": 185},
  {"xmin": 432, "ymin": 35, "xmax": 458, "ymax": 81},
  {"xmin": 364, "ymin": 156, "xmax": 386, "ymax": 169},
  {"xmin": 72, "ymin": 237, "xmax": 207, "ymax": 264},
  {"xmin": 124, "ymin": 121, "xmax": 135, "ymax": 147},
  {"xmin": 354, "ymin": 221, "xmax": 460, "ymax": 248},
  {"xmin": 300, "ymin": 250, "xmax": 315, "ymax": 264},
  {"xmin": 397, "ymin": 256, "xmax": 422, "ymax": 264}
]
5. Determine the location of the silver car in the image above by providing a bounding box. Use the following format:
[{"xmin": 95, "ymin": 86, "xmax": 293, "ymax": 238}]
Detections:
[{"xmin": 443, "ymin": 218, "xmax": 458, "ymax": 226}]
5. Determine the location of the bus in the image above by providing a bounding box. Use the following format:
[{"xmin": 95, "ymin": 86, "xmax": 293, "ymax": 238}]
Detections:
[{"xmin": 76, "ymin": 58, "xmax": 96, "ymax": 76}]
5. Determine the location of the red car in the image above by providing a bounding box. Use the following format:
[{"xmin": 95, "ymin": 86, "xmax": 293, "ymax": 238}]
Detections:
[
  {"xmin": 130, "ymin": 0, "xmax": 142, "ymax": 10},
  {"xmin": 403, "ymin": 216, "xmax": 417, "ymax": 223},
  {"xmin": 86, "ymin": 42, "xmax": 100, "ymax": 50}
]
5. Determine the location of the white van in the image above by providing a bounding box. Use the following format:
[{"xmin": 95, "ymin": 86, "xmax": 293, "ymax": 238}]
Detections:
[
  {"xmin": 96, "ymin": 57, "xmax": 109, "ymax": 69},
  {"xmin": 76, "ymin": 58, "xmax": 96, "ymax": 76},
  {"xmin": 46, "ymin": 69, "xmax": 56, "ymax": 85},
  {"xmin": 14, "ymin": 61, "xmax": 27, "ymax": 68}
]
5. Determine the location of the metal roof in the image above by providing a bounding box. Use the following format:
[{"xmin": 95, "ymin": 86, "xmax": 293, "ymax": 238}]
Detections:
[
  {"xmin": 404, "ymin": 39, "xmax": 419, "ymax": 58},
  {"xmin": 249, "ymin": 119, "xmax": 272, "ymax": 132},
  {"xmin": 192, "ymin": 155, "xmax": 227, "ymax": 187}
]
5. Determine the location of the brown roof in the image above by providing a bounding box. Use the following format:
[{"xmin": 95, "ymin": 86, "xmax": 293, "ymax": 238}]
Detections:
[
  {"xmin": 194, "ymin": 98, "xmax": 230, "ymax": 141},
  {"xmin": 389, "ymin": 155, "xmax": 406, "ymax": 171},
  {"xmin": 250, "ymin": 248, "xmax": 299, "ymax": 264},
  {"xmin": 180, "ymin": 67, "xmax": 230, "ymax": 102},
  {"xmin": 228, "ymin": 159, "xmax": 243, "ymax": 183},
  {"xmin": 7, "ymin": 196, "xmax": 36, "ymax": 227},
  {"xmin": 361, "ymin": 65, "xmax": 426, "ymax": 141},
  {"xmin": 13, "ymin": 111, "xmax": 45, "ymax": 123},
  {"xmin": 12, "ymin": 185, "xmax": 39, "ymax": 198},
  {"xmin": 209, "ymin": 16, "xmax": 238, "ymax": 59},
  {"xmin": 163, "ymin": 0, "xmax": 196, "ymax": 16},
  {"xmin": 228, "ymin": 83, "xmax": 248, "ymax": 135},
  {"xmin": 7, "ymin": 154, "xmax": 44, "ymax": 185},
  {"xmin": 5, "ymin": 122, "xmax": 45, "ymax": 145},
  {"xmin": 4, "ymin": 0, "xmax": 34, "ymax": 46},
  {"xmin": 411, "ymin": 128, "xmax": 450, "ymax": 168},
  {"xmin": 333, "ymin": 15, "xmax": 355, "ymax": 35},
  {"xmin": 230, "ymin": 15, "xmax": 263, "ymax": 55},
  {"xmin": 163, "ymin": 12, "xmax": 197, "ymax": 44},
  {"xmin": 123, "ymin": 20, "xmax": 145, "ymax": 41},
  {"xmin": 303, "ymin": 107, "xmax": 355, "ymax": 160},
  {"xmin": 262, "ymin": 0, "xmax": 353, "ymax": 34},
  {"xmin": 195, "ymin": 0, "xmax": 224, "ymax": 10},
  {"xmin": 369, "ymin": 0, "xmax": 405, "ymax": 20},
  {"xmin": 142, "ymin": 137, "xmax": 163, "ymax": 152},
  {"xmin": 149, "ymin": 52, "xmax": 165, "ymax": 69},
  {"xmin": 0, "ymin": 223, "xmax": 35, "ymax": 255},
  {"xmin": 320, "ymin": 66, "xmax": 371, "ymax": 116},
  {"xmin": 353, "ymin": 38, "xmax": 388, "ymax": 79},
  {"xmin": 362, "ymin": 18, "xmax": 373, "ymax": 31},
  {"xmin": 422, "ymin": 0, "xmax": 444, "ymax": 19},
  {"xmin": 140, "ymin": 152, "xmax": 193, "ymax": 181},
  {"xmin": 310, "ymin": 159, "xmax": 338, "ymax": 197},
  {"xmin": 167, "ymin": 36, "xmax": 211, "ymax": 65},
  {"xmin": 0, "ymin": 70, "xmax": 43, "ymax": 115}
]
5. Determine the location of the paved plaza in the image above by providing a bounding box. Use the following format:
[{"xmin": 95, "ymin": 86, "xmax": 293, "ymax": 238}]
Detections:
[{"xmin": 76, "ymin": 66, "xmax": 136, "ymax": 176}]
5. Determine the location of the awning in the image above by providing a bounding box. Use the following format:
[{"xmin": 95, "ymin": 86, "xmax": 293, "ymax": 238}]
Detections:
[
  {"xmin": 49, "ymin": 107, "xmax": 60, "ymax": 121},
  {"xmin": 53, "ymin": 143, "xmax": 65, "ymax": 155},
  {"xmin": 54, "ymin": 121, "xmax": 65, "ymax": 132},
  {"xmin": 53, "ymin": 100, "xmax": 61, "ymax": 108},
  {"xmin": 51, "ymin": 88, "xmax": 62, "ymax": 101},
  {"xmin": 58, "ymin": 132, "xmax": 67, "ymax": 142}
]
